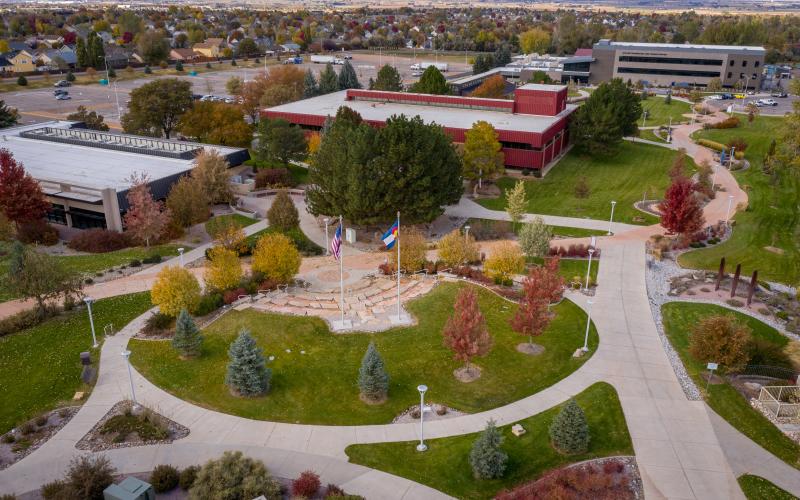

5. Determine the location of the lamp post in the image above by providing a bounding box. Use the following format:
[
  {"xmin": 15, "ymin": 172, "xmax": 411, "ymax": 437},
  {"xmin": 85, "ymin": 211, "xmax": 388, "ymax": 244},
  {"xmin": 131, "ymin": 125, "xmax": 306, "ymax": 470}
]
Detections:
[
  {"xmin": 607, "ymin": 201, "xmax": 617, "ymax": 236},
  {"xmin": 178, "ymin": 247, "xmax": 185, "ymax": 267},
  {"xmin": 121, "ymin": 350, "xmax": 137, "ymax": 408},
  {"xmin": 726, "ymin": 195, "xmax": 734, "ymax": 224},
  {"xmin": 584, "ymin": 248, "xmax": 595, "ymax": 292},
  {"xmin": 582, "ymin": 300, "xmax": 593, "ymax": 352},
  {"xmin": 667, "ymin": 116, "xmax": 672, "ymax": 143},
  {"xmin": 324, "ymin": 218, "xmax": 330, "ymax": 255},
  {"xmin": 85, "ymin": 297, "xmax": 98, "ymax": 348},
  {"xmin": 416, "ymin": 384, "xmax": 428, "ymax": 452},
  {"xmin": 464, "ymin": 225, "xmax": 471, "ymax": 242}
]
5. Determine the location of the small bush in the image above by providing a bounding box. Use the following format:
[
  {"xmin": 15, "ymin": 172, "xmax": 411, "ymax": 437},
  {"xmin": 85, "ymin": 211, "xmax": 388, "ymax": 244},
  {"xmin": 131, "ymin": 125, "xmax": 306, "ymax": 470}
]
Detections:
[
  {"xmin": 35, "ymin": 415, "xmax": 48, "ymax": 427},
  {"xmin": 255, "ymin": 168, "xmax": 292, "ymax": 188},
  {"xmin": 41, "ymin": 480, "xmax": 68, "ymax": 499},
  {"xmin": 0, "ymin": 305, "xmax": 59, "ymax": 337},
  {"xmin": 142, "ymin": 253, "xmax": 162, "ymax": 264},
  {"xmin": 726, "ymin": 298, "xmax": 744, "ymax": 307},
  {"xmin": 1, "ymin": 433, "xmax": 15, "ymax": 443},
  {"xmin": 292, "ymin": 470, "xmax": 321, "ymax": 497},
  {"xmin": 223, "ymin": 287, "xmax": 247, "ymax": 304},
  {"xmin": 63, "ymin": 454, "xmax": 116, "ymax": 500},
  {"xmin": 549, "ymin": 399, "xmax": 589, "ymax": 455},
  {"xmin": 67, "ymin": 229, "xmax": 131, "ymax": 252},
  {"xmin": 195, "ymin": 292, "xmax": 224, "ymax": 316},
  {"xmin": 726, "ymin": 137, "xmax": 748, "ymax": 153},
  {"xmin": 689, "ymin": 314, "xmax": 751, "ymax": 372},
  {"xmin": 17, "ymin": 220, "xmax": 59, "ymax": 245},
  {"xmin": 129, "ymin": 259, "xmax": 141, "ymax": 267},
  {"xmin": 179, "ymin": 464, "xmax": 200, "ymax": 490},
  {"xmin": 325, "ymin": 484, "xmax": 346, "ymax": 497},
  {"xmin": 710, "ymin": 116, "xmax": 740, "ymax": 129},
  {"xmin": 21, "ymin": 423, "xmax": 35, "ymax": 435},
  {"xmin": 150, "ymin": 464, "xmax": 180, "ymax": 493},
  {"xmin": 142, "ymin": 312, "xmax": 174, "ymax": 336},
  {"xmin": 747, "ymin": 338, "xmax": 793, "ymax": 369},
  {"xmin": 777, "ymin": 311, "xmax": 789, "ymax": 321},
  {"xmin": 189, "ymin": 451, "xmax": 280, "ymax": 500},
  {"xmin": 17, "ymin": 75, "xmax": 27, "ymax": 86}
]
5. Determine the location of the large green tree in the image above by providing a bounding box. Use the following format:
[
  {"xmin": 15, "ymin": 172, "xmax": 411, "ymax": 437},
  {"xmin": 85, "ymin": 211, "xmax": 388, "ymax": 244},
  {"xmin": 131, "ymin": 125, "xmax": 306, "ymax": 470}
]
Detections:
[
  {"xmin": 318, "ymin": 63, "xmax": 338, "ymax": 94},
  {"xmin": 409, "ymin": 66, "xmax": 451, "ymax": 95},
  {"xmin": 371, "ymin": 64, "xmax": 403, "ymax": 91},
  {"xmin": 302, "ymin": 69, "xmax": 318, "ymax": 98},
  {"xmin": 570, "ymin": 78, "xmax": 641, "ymax": 155},
  {"xmin": 462, "ymin": 120, "xmax": 504, "ymax": 183},
  {"xmin": 5, "ymin": 242, "xmax": 82, "ymax": 314},
  {"xmin": 136, "ymin": 30, "xmax": 170, "ymax": 65},
  {"xmin": 337, "ymin": 60, "xmax": 361, "ymax": 90},
  {"xmin": 121, "ymin": 78, "xmax": 193, "ymax": 138},
  {"xmin": 0, "ymin": 100, "xmax": 18, "ymax": 129},
  {"xmin": 308, "ymin": 108, "xmax": 462, "ymax": 224},
  {"xmin": 256, "ymin": 118, "xmax": 307, "ymax": 166}
]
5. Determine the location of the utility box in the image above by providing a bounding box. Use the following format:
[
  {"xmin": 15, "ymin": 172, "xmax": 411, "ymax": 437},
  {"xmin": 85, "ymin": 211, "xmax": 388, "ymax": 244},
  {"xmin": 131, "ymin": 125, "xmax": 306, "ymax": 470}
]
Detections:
[
  {"xmin": 345, "ymin": 227, "xmax": 357, "ymax": 244},
  {"xmin": 103, "ymin": 477, "xmax": 155, "ymax": 500}
]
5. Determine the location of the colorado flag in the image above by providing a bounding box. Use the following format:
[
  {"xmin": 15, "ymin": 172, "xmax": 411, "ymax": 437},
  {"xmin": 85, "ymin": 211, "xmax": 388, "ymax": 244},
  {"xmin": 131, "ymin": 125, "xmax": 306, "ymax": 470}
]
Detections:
[{"xmin": 382, "ymin": 220, "xmax": 399, "ymax": 249}]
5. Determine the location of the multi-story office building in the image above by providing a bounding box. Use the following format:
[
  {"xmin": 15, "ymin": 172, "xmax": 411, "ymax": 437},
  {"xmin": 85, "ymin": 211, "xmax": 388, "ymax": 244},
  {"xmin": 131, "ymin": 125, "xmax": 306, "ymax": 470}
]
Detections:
[{"xmin": 590, "ymin": 40, "xmax": 765, "ymax": 89}]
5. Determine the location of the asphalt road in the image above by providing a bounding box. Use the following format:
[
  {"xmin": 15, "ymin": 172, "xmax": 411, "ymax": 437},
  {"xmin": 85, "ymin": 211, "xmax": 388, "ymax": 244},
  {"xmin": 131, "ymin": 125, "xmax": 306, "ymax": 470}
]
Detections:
[{"xmin": 1, "ymin": 52, "xmax": 472, "ymax": 128}]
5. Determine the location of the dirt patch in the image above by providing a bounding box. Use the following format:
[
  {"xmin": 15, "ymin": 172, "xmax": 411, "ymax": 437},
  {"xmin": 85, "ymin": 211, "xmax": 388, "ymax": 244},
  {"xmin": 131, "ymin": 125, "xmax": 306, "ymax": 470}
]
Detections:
[
  {"xmin": 517, "ymin": 343, "xmax": 546, "ymax": 356},
  {"xmin": 454, "ymin": 364, "xmax": 482, "ymax": 383},
  {"xmin": 701, "ymin": 372, "xmax": 725, "ymax": 385},
  {"xmin": 764, "ymin": 246, "xmax": 786, "ymax": 255},
  {"xmin": 359, "ymin": 393, "xmax": 387, "ymax": 405}
]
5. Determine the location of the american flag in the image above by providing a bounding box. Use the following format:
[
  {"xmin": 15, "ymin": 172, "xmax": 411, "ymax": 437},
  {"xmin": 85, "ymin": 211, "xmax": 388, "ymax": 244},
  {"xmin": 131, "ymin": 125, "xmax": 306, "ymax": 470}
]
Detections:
[{"xmin": 331, "ymin": 223, "xmax": 342, "ymax": 260}]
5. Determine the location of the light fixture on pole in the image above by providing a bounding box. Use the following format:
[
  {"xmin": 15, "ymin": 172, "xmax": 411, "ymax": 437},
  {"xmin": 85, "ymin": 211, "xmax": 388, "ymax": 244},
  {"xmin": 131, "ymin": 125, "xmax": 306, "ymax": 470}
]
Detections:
[
  {"xmin": 85, "ymin": 297, "xmax": 98, "ymax": 348},
  {"xmin": 667, "ymin": 116, "xmax": 672, "ymax": 142},
  {"xmin": 607, "ymin": 201, "xmax": 617, "ymax": 236},
  {"xmin": 725, "ymin": 195, "xmax": 734, "ymax": 224},
  {"xmin": 121, "ymin": 350, "xmax": 138, "ymax": 409},
  {"xmin": 584, "ymin": 248, "xmax": 595, "ymax": 292},
  {"xmin": 729, "ymin": 147, "xmax": 735, "ymax": 169},
  {"xmin": 464, "ymin": 225, "xmax": 471, "ymax": 242},
  {"xmin": 324, "ymin": 218, "xmax": 330, "ymax": 256},
  {"xmin": 416, "ymin": 384, "xmax": 428, "ymax": 452},
  {"xmin": 582, "ymin": 300, "xmax": 594, "ymax": 352},
  {"xmin": 178, "ymin": 247, "xmax": 185, "ymax": 267}
]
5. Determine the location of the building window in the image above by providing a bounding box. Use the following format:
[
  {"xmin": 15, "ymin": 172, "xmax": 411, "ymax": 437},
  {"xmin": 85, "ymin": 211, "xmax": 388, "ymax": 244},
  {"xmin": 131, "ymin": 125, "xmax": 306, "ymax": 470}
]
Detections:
[
  {"xmin": 742, "ymin": 60, "xmax": 747, "ymax": 67},
  {"xmin": 753, "ymin": 73, "xmax": 758, "ymax": 80},
  {"xmin": 755, "ymin": 61, "xmax": 760, "ymax": 68},
  {"xmin": 727, "ymin": 72, "xmax": 732, "ymax": 78},
  {"xmin": 617, "ymin": 67, "xmax": 721, "ymax": 78},
  {"xmin": 46, "ymin": 204, "xmax": 67, "ymax": 225},
  {"xmin": 729, "ymin": 60, "xmax": 735, "ymax": 66},
  {"xmin": 618, "ymin": 55, "xmax": 722, "ymax": 66},
  {"xmin": 69, "ymin": 207, "xmax": 107, "ymax": 230}
]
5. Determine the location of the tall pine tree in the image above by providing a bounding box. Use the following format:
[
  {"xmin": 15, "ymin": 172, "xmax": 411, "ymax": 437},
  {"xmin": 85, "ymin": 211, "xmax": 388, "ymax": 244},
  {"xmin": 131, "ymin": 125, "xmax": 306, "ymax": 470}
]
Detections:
[
  {"xmin": 570, "ymin": 78, "xmax": 641, "ymax": 155},
  {"xmin": 469, "ymin": 420, "xmax": 507, "ymax": 479},
  {"xmin": 76, "ymin": 37, "xmax": 87, "ymax": 68},
  {"xmin": 225, "ymin": 329, "xmax": 271, "ymax": 396},
  {"xmin": 302, "ymin": 69, "xmax": 318, "ymax": 98},
  {"xmin": 337, "ymin": 60, "xmax": 361, "ymax": 90},
  {"xmin": 371, "ymin": 64, "xmax": 403, "ymax": 91},
  {"xmin": 409, "ymin": 66, "xmax": 451, "ymax": 95},
  {"xmin": 357, "ymin": 342, "xmax": 390, "ymax": 402},
  {"xmin": 318, "ymin": 63, "xmax": 338, "ymax": 94},
  {"xmin": 172, "ymin": 309, "xmax": 202, "ymax": 358},
  {"xmin": 549, "ymin": 399, "xmax": 590, "ymax": 454}
]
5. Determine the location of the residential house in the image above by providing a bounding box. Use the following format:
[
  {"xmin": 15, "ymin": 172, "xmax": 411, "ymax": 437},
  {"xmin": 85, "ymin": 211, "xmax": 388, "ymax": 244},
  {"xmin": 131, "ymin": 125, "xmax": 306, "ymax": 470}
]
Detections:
[
  {"xmin": 0, "ymin": 57, "xmax": 12, "ymax": 74},
  {"xmin": 40, "ymin": 35, "xmax": 64, "ymax": 48},
  {"xmin": 192, "ymin": 37, "xmax": 225, "ymax": 58},
  {"xmin": 169, "ymin": 48, "xmax": 199, "ymax": 62},
  {"xmin": 7, "ymin": 41, "xmax": 32, "ymax": 52},
  {"xmin": 279, "ymin": 43, "xmax": 301, "ymax": 53},
  {"xmin": 102, "ymin": 45, "xmax": 131, "ymax": 68},
  {"xmin": 38, "ymin": 49, "xmax": 77, "ymax": 70},
  {"xmin": 9, "ymin": 50, "xmax": 36, "ymax": 73}
]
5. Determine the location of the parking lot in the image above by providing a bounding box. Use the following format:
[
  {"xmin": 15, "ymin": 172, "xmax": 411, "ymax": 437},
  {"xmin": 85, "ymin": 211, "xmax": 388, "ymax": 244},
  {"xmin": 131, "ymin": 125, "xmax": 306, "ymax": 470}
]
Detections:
[
  {"xmin": 1, "ymin": 52, "xmax": 472, "ymax": 129},
  {"xmin": 705, "ymin": 92, "xmax": 797, "ymax": 116}
]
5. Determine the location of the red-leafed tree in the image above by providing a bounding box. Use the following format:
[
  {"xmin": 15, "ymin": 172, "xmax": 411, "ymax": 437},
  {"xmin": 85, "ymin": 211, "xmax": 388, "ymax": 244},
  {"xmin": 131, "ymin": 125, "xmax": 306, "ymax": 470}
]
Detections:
[
  {"xmin": 0, "ymin": 149, "xmax": 50, "ymax": 224},
  {"xmin": 511, "ymin": 257, "xmax": 564, "ymax": 347},
  {"xmin": 443, "ymin": 287, "xmax": 492, "ymax": 377},
  {"xmin": 660, "ymin": 175, "xmax": 705, "ymax": 236},
  {"xmin": 123, "ymin": 173, "xmax": 170, "ymax": 247}
]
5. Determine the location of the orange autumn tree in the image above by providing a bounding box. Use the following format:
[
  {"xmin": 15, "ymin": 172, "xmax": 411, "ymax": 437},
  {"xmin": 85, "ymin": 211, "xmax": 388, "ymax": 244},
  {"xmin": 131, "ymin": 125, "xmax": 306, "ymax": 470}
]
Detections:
[
  {"xmin": 443, "ymin": 287, "xmax": 492, "ymax": 380},
  {"xmin": 471, "ymin": 74, "xmax": 507, "ymax": 99},
  {"xmin": 511, "ymin": 257, "xmax": 564, "ymax": 349}
]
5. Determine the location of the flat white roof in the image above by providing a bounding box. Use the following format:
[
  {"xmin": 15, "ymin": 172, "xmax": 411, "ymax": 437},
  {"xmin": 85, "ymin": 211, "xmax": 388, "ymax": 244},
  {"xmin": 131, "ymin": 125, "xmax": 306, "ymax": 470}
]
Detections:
[
  {"xmin": 518, "ymin": 83, "xmax": 568, "ymax": 92},
  {"xmin": 1, "ymin": 121, "xmax": 235, "ymax": 192},
  {"xmin": 267, "ymin": 91, "xmax": 575, "ymax": 134}
]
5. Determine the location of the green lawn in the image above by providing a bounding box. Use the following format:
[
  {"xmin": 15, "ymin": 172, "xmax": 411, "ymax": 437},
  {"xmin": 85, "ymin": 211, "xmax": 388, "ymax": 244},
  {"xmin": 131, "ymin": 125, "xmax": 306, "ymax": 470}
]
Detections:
[
  {"xmin": 205, "ymin": 213, "xmax": 259, "ymax": 237},
  {"xmin": 643, "ymin": 128, "xmax": 668, "ymax": 143},
  {"xmin": 54, "ymin": 244, "xmax": 184, "ymax": 277},
  {"xmin": 479, "ymin": 142, "xmax": 691, "ymax": 225},
  {"xmin": 129, "ymin": 283, "xmax": 598, "ymax": 425},
  {"xmin": 661, "ymin": 302, "xmax": 799, "ymax": 469},
  {"xmin": 680, "ymin": 116, "xmax": 799, "ymax": 284},
  {"xmin": 464, "ymin": 218, "xmax": 606, "ymax": 239},
  {"xmin": 738, "ymin": 474, "xmax": 798, "ymax": 500},
  {"xmin": 640, "ymin": 96, "xmax": 693, "ymax": 127},
  {"xmin": 0, "ymin": 292, "xmax": 152, "ymax": 434},
  {"xmin": 345, "ymin": 382, "xmax": 632, "ymax": 500},
  {"xmin": 528, "ymin": 257, "xmax": 598, "ymax": 286}
]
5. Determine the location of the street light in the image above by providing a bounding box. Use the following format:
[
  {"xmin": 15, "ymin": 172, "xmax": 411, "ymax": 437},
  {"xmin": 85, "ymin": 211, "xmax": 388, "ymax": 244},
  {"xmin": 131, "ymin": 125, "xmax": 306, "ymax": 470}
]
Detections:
[
  {"xmin": 416, "ymin": 384, "xmax": 428, "ymax": 452},
  {"xmin": 726, "ymin": 195, "xmax": 734, "ymax": 224},
  {"xmin": 584, "ymin": 248, "xmax": 595, "ymax": 292},
  {"xmin": 607, "ymin": 201, "xmax": 617, "ymax": 236},
  {"xmin": 464, "ymin": 225, "xmax": 471, "ymax": 242},
  {"xmin": 121, "ymin": 350, "xmax": 137, "ymax": 408},
  {"xmin": 85, "ymin": 297, "xmax": 98, "ymax": 348},
  {"xmin": 582, "ymin": 300, "xmax": 594, "ymax": 352},
  {"xmin": 324, "ymin": 218, "xmax": 330, "ymax": 255},
  {"xmin": 178, "ymin": 247, "xmax": 185, "ymax": 267}
]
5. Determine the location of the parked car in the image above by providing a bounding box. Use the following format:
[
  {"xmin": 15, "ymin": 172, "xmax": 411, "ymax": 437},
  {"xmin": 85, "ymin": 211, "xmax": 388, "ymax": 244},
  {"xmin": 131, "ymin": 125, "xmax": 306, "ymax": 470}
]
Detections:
[
  {"xmin": 707, "ymin": 94, "xmax": 723, "ymax": 101},
  {"xmin": 53, "ymin": 80, "xmax": 71, "ymax": 87},
  {"xmin": 756, "ymin": 98, "xmax": 778, "ymax": 106},
  {"xmin": 53, "ymin": 89, "xmax": 68, "ymax": 96},
  {"xmin": 733, "ymin": 93, "xmax": 746, "ymax": 99},
  {"xmin": 341, "ymin": 53, "xmax": 353, "ymax": 60},
  {"xmin": 720, "ymin": 93, "xmax": 733, "ymax": 100},
  {"xmin": 55, "ymin": 94, "xmax": 71, "ymax": 100},
  {"xmin": 771, "ymin": 91, "xmax": 788, "ymax": 98},
  {"xmin": 746, "ymin": 90, "xmax": 756, "ymax": 95}
]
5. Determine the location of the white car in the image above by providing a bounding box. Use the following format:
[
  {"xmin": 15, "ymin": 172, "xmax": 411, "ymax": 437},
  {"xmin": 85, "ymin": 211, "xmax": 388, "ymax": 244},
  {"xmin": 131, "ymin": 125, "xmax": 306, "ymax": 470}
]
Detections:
[
  {"xmin": 55, "ymin": 94, "xmax": 71, "ymax": 100},
  {"xmin": 707, "ymin": 94, "xmax": 723, "ymax": 101},
  {"xmin": 757, "ymin": 98, "xmax": 778, "ymax": 107}
]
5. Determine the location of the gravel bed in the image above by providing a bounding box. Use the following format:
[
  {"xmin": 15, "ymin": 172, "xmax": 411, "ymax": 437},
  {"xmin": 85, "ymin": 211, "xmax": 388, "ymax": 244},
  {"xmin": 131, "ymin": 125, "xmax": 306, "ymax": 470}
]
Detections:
[
  {"xmin": 0, "ymin": 406, "xmax": 80, "ymax": 471},
  {"xmin": 76, "ymin": 400, "xmax": 189, "ymax": 452},
  {"xmin": 392, "ymin": 402, "xmax": 467, "ymax": 424},
  {"xmin": 644, "ymin": 256, "xmax": 702, "ymax": 400}
]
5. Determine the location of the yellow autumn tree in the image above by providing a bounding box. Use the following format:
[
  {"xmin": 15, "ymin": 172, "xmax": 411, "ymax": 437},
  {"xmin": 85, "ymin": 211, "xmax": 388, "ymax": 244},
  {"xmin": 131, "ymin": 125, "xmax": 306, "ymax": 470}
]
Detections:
[
  {"xmin": 213, "ymin": 223, "xmax": 248, "ymax": 255},
  {"xmin": 398, "ymin": 227, "xmax": 428, "ymax": 272},
  {"xmin": 251, "ymin": 233, "xmax": 300, "ymax": 283},
  {"xmin": 204, "ymin": 246, "xmax": 243, "ymax": 291},
  {"xmin": 151, "ymin": 265, "xmax": 202, "ymax": 316},
  {"xmin": 484, "ymin": 242, "xmax": 525, "ymax": 284},
  {"xmin": 307, "ymin": 131, "xmax": 322, "ymax": 155},
  {"xmin": 437, "ymin": 229, "xmax": 479, "ymax": 268}
]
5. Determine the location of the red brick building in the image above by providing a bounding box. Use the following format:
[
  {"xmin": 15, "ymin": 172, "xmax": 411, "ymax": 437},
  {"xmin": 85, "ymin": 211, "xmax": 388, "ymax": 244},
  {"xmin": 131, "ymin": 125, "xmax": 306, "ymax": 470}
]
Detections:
[{"xmin": 262, "ymin": 84, "xmax": 576, "ymax": 173}]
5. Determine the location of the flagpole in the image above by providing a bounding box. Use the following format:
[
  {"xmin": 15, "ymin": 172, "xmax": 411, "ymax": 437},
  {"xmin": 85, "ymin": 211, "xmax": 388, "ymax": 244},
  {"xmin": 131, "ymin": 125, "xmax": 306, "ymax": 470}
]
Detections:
[
  {"xmin": 339, "ymin": 215, "xmax": 345, "ymax": 324},
  {"xmin": 396, "ymin": 210, "xmax": 401, "ymax": 321}
]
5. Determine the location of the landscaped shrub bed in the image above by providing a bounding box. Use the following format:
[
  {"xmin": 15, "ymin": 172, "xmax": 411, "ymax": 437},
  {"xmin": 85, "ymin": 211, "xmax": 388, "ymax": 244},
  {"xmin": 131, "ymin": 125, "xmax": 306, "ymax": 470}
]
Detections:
[
  {"xmin": 496, "ymin": 458, "xmax": 636, "ymax": 500},
  {"xmin": 704, "ymin": 115, "xmax": 740, "ymax": 129},
  {"xmin": 16, "ymin": 220, "xmax": 59, "ymax": 246},
  {"xmin": 254, "ymin": 168, "xmax": 293, "ymax": 188},
  {"xmin": 0, "ymin": 305, "xmax": 60, "ymax": 338},
  {"xmin": 549, "ymin": 244, "xmax": 600, "ymax": 258},
  {"xmin": 67, "ymin": 229, "xmax": 132, "ymax": 253}
]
